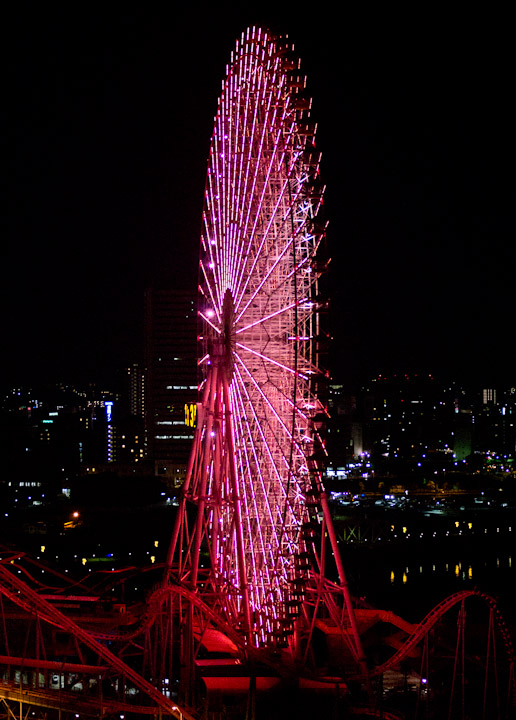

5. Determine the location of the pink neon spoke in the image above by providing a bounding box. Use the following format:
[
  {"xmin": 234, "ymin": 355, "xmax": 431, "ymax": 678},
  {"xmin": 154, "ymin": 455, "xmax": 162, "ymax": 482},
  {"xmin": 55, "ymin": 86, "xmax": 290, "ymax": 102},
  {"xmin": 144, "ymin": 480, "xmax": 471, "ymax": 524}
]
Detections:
[
  {"xmin": 235, "ymin": 299, "xmax": 303, "ymax": 335},
  {"xmin": 232, "ymin": 364, "xmax": 287, "ymax": 525},
  {"xmin": 199, "ymin": 259, "xmax": 222, "ymax": 322},
  {"xmin": 204, "ymin": 163, "xmax": 223, "ymax": 298},
  {"xmin": 229, "ymin": 64, "xmax": 264, "ymax": 293},
  {"xmin": 235, "ymin": 342, "xmax": 308, "ymax": 380},
  {"xmin": 232, "ymin": 379, "xmax": 284, "ymax": 535},
  {"xmin": 226, "ymin": 67, "xmax": 248, "ymax": 292},
  {"xmin": 233, "ymin": 121, "xmax": 296, "ymax": 285},
  {"xmin": 228, "ymin": 382, "xmax": 273, "ymax": 589},
  {"xmin": 198, "ymin": 312, "xmax": 222, "ymax": 335},
  {"xmin": 233, "ymin": 360, "xmax": 300, "ymax": 521},
  {"xmin": 234, "ymin": 232, "xmax": 296, "ymax": 325},
  {"xmin": 221, "ymin": 414, "xmax": 259, "ymax": 588},
  {"xmin": 230, "ymin": 369, "xmax": 282, "ymax": 531},
  {"xmin": 231, "ymin": 94, "xmax": 291, "ymax": 301},
  {"xmin": 233, "ymin": 126, "xmax": 297, "ymax": 312},
  {"xmin": 234, "ymin": 352, "xmax": 306, "ymax": 463},
  {"xmin": 226, "ymin": 62, "xmax": 268, "ymax": 295}
]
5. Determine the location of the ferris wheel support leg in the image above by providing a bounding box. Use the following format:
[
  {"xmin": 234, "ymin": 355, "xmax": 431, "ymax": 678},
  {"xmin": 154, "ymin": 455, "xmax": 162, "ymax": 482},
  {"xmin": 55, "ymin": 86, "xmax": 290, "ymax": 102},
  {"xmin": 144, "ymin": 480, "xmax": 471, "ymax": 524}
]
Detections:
[
  {"xmin": 222, "ymin": 377, "xmax": 252, "ymax": 643},
  {"xmin": 318, "ymin": 488, "xmax": 369, "ymax": 678},
  {"xmin": 165, "ymin": 437, "xmax": 198, "ymax": 578},
  {"xmin": 165, "ymin": 381, "xmax": 211, "ymax": 578},
  {"xmin": 190, "ymin": 365, "xmax": 219, "ymax": 587}
]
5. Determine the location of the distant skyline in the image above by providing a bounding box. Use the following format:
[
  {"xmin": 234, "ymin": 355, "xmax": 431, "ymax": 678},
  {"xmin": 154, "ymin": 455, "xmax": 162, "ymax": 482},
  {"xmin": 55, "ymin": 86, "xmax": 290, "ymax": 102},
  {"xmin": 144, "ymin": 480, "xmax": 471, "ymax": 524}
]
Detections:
[{"xmin": 5, "ymin": 8, "xmax": 515, "ymax": 390}]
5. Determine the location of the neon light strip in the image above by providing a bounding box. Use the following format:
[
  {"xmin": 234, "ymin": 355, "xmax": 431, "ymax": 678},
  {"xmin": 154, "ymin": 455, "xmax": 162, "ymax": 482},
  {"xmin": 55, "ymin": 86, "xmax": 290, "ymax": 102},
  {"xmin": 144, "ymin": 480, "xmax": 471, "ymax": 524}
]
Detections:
[
  {"xmin": 232, "ymin": 364, "xmax": 284, "ymax": 570},
  {"xmin": 199, "ymin": 259, "xmax": 222, "ymax": 325},
  {"xmin": 198, "ymin": 312, "xmax": 222, "ymax": 336},
  {"xmin": 233, "ymin": 357, "xmax": 300, "ymax": 529},
  {"xmin": 230, "ymin": 65, "xmax": 271, "ymax": 297},
  {"xmin": 222, "ymin": 74, "xmax": 233, "ymax": 294},
  {"xmin": 229, "ymin": 380, "xmax": 273, "ymax": 600},
  {"xmin": 232, "ymin": 116, "xmax": 295, "ymax": 313},
  {"xmin": 229, "ymin": 53, "xmax": 263, "ymax": 296},
  {"xmin": 217, "ymin": 83, "xmax": 232, "ymax": 297},
  {"xmin": 220, "ymin": 50, "xmax": 264, "ymax": 298},
  {"xmin": 235, "ymin": 353, "xmax": 306, "ymax": 463},
  {"xmin": 233, "ymin": 360, "xmax": 287, "ymax": 510},
  {"xmin": 235, "ymin": 342, "xmax": 308, "ymax": 380},
  {"xmin": 204, "ymin": 175, "xmax": 223, "ymax": 311},
  {"xmin": 231, "ymin": 368, "xmax": 280, "ymax": 539},
  {"xmin": 228, "ymin": 59, "xmax": 247, "ymax": 296},
  {"xmin": 223, "ymin": 71, "xmax": 235, "ymax": 294},
  {"xmin": 229, "ymin": 48, "xmax": 254, "ymax": 294},
  {"xmin": 223, "ymin": 391, "xmax": 249, "ymax": 601},
  {"xmin": 231, "ymin": 73, "xmax": 288, "ymax": 303},
  {"xmin": 234, "ymin": 229, "xmax": 297, "ymax": 325},
  {"xmin": 233, "ymin": 145, "xmax": 300, "ymax": 316},
  {"xmin": 235, "ymin": 299, "xmax": 304, "ymax": 335},
  {"xmin": 212, "ymin": 124, "xmax": 227, "ymax": 300}
]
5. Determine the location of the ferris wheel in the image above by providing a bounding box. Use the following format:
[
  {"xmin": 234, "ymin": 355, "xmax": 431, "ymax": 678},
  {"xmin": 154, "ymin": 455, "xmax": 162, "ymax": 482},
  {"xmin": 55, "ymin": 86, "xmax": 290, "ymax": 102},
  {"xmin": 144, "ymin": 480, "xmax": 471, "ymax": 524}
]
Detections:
[{"xmin": 168, "ymin": 26, "xmax": 342, "ymax": 652}]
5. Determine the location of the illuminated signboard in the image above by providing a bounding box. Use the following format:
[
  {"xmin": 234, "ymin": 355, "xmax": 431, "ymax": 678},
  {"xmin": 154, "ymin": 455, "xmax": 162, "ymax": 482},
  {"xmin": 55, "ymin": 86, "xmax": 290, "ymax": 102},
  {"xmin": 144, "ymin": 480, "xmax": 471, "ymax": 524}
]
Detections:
[{"xmin": 184, "ymin": 402, "xmax": 197, "ymax": 428}]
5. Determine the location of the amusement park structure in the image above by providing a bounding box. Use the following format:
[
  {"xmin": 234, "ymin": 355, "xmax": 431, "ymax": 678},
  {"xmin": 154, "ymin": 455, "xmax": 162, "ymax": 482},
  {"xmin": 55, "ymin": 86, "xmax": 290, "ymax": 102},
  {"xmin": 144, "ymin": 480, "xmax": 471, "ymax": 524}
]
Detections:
[{"xmin": 1, "ymin": 26, "xmax": 515, "ymax": 720}]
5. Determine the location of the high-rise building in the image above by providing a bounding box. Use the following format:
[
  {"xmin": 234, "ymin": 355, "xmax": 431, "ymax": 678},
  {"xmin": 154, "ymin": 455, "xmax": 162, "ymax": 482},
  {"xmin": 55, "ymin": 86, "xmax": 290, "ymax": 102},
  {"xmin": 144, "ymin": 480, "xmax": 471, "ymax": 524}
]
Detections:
[
  {"xmin": 144, "ymin": 288, "xmax": 198, "ymax": 485},
  {"xmin": 126, "ymin": 363, "xmax": 145, "ymax": 418}
]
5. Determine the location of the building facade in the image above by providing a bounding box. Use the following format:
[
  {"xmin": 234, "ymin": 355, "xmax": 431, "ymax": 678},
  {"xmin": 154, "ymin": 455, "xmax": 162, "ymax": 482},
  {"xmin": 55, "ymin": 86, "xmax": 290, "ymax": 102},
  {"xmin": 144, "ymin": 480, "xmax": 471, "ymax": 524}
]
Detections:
[{"xmin": 144, "ymin": 288, "xmax": 198, "ymax": 485}]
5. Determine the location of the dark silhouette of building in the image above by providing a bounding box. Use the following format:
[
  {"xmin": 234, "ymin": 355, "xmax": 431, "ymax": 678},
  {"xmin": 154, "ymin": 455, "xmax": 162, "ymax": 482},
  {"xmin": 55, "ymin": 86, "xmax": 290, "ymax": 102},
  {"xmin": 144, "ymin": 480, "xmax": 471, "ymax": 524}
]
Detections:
[{"xmin": 144, "ymin": 288, "xmax": 198, "ymax": 485}]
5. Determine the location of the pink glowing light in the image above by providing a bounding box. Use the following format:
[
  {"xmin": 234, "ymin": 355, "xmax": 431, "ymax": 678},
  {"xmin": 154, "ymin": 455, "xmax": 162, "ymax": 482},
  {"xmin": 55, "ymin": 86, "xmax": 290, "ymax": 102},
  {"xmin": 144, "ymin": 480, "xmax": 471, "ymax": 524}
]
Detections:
[{"xmin": 189, "ymin": 25, "xmax": 328, "ymax": 646}]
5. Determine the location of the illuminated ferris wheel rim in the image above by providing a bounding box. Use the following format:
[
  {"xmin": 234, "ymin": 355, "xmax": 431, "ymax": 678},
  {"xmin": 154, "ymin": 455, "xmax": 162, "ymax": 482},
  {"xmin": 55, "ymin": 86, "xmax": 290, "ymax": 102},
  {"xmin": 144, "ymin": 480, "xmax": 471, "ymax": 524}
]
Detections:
[{"xmin": 191, "ymin": 25, "xmax": 328, "ymax": 641}]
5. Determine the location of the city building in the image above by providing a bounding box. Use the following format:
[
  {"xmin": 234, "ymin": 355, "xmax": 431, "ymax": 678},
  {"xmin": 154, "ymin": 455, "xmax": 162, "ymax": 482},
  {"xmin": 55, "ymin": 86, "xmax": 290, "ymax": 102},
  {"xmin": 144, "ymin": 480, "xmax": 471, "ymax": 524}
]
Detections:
[
  {"xmin": 126, "ymin": 363, "xmax": 145, "ymax": 420},
  {"xmin": 144, "ymin": 288, "xmax": 198, "ymax": 485}
]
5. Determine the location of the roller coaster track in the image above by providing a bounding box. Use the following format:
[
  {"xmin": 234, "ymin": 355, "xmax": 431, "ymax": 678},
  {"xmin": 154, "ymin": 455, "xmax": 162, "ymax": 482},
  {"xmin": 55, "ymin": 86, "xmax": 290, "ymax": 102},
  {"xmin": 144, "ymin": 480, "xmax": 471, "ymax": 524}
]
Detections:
[
  {"xmin": 0, "ymin": 556, "xmax": 340, "ymax": 680},
  {"xmin": 0, "ymin": 561, "xmax": 196, "ymax": 720},
  {"xmin": 2, "ymin": 555, "xmax": 515, "ymax": 718},
  {"xmin": 0, "ymin": 683, "xmax": 174, "ymax": 717},
  {"xmin": 350, "ymin": 589, "xmax": 515, "ymax": 697}
]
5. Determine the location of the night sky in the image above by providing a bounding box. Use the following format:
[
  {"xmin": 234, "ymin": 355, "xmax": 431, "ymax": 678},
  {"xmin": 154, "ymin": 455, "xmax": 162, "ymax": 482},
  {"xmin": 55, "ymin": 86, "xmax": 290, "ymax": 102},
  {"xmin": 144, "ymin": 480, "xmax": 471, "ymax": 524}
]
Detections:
[{"xmin": 4, "ymin": 7, "xmax": 515, "ymax": 391}]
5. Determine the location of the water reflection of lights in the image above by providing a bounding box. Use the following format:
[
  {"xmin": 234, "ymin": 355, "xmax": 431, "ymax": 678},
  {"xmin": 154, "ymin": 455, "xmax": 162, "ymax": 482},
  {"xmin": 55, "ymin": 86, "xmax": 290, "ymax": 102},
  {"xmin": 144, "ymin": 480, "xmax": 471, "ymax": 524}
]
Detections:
[
  {"xmin": 384, "ymin": 515, "xmax": 513, "ymax": 546},
  {"xmin": 388, "ymin": 554, "xmax": 512, "ymax": 585}
]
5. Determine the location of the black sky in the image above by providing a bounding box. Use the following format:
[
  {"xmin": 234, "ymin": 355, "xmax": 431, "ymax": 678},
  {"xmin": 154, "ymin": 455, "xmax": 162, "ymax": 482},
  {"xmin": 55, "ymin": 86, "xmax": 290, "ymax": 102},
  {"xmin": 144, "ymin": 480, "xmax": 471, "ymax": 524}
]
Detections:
[{"xmin": 4, "ymin": 7, "xmax": 515, "ymax": 390}]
